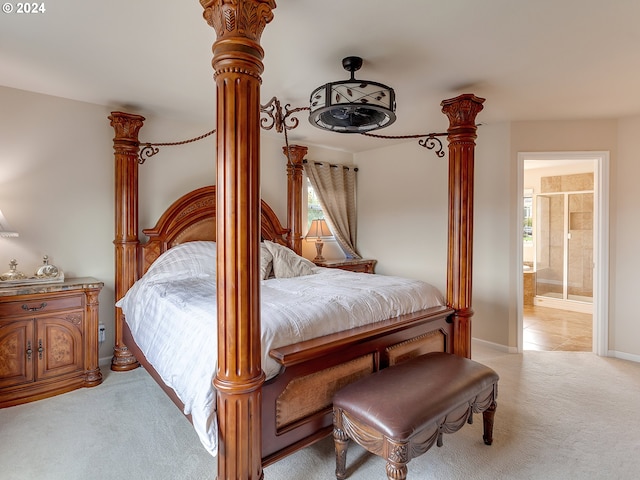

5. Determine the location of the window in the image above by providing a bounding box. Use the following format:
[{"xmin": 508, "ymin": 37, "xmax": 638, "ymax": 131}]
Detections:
[
  {"xmin": 523, "ymin": 188, "xmax": 533, "ymax": 243},
  {"xmin": 307, "ymin": 177, "xmax": 324, "ymax": 229}
]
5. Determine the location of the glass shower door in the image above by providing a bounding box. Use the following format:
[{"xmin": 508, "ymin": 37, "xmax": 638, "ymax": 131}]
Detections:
[
  {"xmin": 535, "ymin": 194, "xmax": 565, "ymax": 299},
  {"xmin": 535, "ymin": 192, "xmax": 593, "ymax": 304},
  {"xmin": 567, "ymin": 193, "xmax": 593, "ymax": 302}
]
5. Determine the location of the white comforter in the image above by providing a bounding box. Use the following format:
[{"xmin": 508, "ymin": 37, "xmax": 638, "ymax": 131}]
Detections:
[{"xmin": 117, "ymin": 241, "xmax": 444, "ymax": 456}]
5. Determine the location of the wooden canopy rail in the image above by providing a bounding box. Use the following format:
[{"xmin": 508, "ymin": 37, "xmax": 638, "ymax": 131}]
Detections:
[{"xmin": 109, "ymin": 2, "xmax": 483, "ymax": 478}]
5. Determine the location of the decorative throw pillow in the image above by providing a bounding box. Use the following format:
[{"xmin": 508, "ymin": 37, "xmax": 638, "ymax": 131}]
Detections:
[
  {"xmin": 263, "ymin": 240, "xmax": 315, "ymax": 278},
  {"xmin": 260, "ymin": 243, "xmax": 273, "ymax": 280}
]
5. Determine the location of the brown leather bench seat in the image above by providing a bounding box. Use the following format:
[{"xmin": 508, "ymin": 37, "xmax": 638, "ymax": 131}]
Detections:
[{"xmin": 332, "ymin": 352, "xmax": 499, "ymax": 480}]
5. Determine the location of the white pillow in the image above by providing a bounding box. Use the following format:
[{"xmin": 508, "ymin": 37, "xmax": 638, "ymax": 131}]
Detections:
[
  {"xmin": 144, "ymin": 241, "xmax": 216, "ymax": 283},
  {"xmin": 263, "ymin": 240, "xmax": 315, "ymax": 279}
]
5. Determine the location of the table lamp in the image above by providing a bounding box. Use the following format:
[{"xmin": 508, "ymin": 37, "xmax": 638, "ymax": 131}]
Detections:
[{"xmin": 306, "ymin": 218, "xmax": 332, "ymax": 261}]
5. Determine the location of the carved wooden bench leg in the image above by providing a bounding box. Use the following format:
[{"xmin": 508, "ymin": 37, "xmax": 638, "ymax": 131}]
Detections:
[
  {"xmin": 385, "ymin": 440, "xmax": 409, "ymax": 480},
  {"xmin": 333, "ymin": 411, "xmax": 349, "ymax": 480},
  {"xmin": 482, "ymin": 401, "xmax": 497, "ymax": 445},
  {"xmin": 385, "ymin": 461, "xmax": 408, "ymax": 480}
]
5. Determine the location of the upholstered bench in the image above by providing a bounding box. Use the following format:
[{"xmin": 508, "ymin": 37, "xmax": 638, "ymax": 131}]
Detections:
[{"xmin": 332, "ymin": 352, "xmax": 499, "ymax": 480}]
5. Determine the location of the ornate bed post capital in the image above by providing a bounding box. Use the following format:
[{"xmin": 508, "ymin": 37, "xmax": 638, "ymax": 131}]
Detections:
[
  {"xmin": 109, "ymin": 111, "xmax": 145, "ymax": 155},
  {"xmin": 201, "ymin": 0, "xmax": 276, "ymax": 77},
  {"xmin": 201, "ymin": 0, "xmax": 275, "ymax": 42},
  {"xmin": 440, "ymin": 94, "xmax": 485, "ymax": 133},
  {"xmin": 283, "ymin": 144, "xmax": 308, "ymax": 166},
  {"xmin": 441, "ymin": 94, "xmax": 484, "ymax": 359}
]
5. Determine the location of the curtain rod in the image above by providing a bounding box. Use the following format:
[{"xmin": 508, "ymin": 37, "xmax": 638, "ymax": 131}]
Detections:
[{"xmin": 303, "ymin": 159, "xmax": 358, "ymax": 172}]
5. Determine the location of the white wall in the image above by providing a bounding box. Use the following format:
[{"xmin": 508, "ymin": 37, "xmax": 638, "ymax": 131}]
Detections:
[
  {"xmin": 135, "ymin": 114, "xmax": 216, "ymax": 231},
  {"xmin": 356, "ymin": 140, "xmax": 448, "ymax": 291},
  {"xmin": 1, "ymin": 86, "xmax": 116, "ymax": 360},
  {"xmin": 612, "ymin": 116, "xmax": 640, "ymax": 358},
  {"xmin": 473, "ymin": 123, "xmax": 513, "ymax": 347},
  {"xmin": 356, "ymin": 124, "xmax": 513, "ymax": 347}
]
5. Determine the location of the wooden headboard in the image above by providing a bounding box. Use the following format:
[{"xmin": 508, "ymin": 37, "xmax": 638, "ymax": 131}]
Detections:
[{"xmin": 139, "ymin": 185, "xmax": 289, "ymax": 275}]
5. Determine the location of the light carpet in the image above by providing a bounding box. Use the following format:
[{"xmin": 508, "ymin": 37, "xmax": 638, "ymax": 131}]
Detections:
[{"xmin": 1, "ymin": 343, "xmax": 639, "ymax": 479}]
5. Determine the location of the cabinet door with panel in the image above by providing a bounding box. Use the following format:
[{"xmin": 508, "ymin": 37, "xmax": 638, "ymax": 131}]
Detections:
[
  {"xmin": 0, "ymin": 278, "xmax": 103, "ymax": 407},
  {"xmin": 0, "ymin": 319, "xmax": 34, "ymax": 389},
  {"xmin": 35, "ymin": 312, "xmax": 83, "ymax": 381}
]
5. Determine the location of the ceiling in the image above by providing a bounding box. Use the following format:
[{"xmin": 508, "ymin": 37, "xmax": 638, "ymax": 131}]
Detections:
[{"xmin": 2, "ymin": 0, "xmax": 640, "ymax": 153}]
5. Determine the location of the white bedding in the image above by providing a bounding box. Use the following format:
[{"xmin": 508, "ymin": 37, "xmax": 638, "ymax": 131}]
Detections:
[{"xmin": 117, "ymin": 241, "xmax": 444, "ymax": 457}]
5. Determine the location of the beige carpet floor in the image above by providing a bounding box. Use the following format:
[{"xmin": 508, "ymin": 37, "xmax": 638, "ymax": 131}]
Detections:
[{"xmin": 1, "ymin": 342, "xmax": 639, "ymax": 479}]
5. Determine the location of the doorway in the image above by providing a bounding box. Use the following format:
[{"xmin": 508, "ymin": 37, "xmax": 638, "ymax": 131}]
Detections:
[{"xmin": 517, "ymin": 152, "xmax": 609, "ymax": 355}]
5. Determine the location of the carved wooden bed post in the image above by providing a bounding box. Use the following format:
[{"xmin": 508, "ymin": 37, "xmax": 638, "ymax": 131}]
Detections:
[
  {"xmin": 441, "ymin": 94, "xmax": 485, "ymax": 359},
  {"xmin": 200, "ymin": 1, "xmax": 276, "ymax": 478},
  {"xmin": 283, "ymin": 144, "xmax": 308, "ymax": 255},
  {"xmin": 109, "ymin": 111, "xmax": 144, "ymax": 371}
]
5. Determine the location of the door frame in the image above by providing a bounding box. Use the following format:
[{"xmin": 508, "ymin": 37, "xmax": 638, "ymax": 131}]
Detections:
[{"xmin": 516, "ymin": 151, "xmax": 609, "ymax": 355}]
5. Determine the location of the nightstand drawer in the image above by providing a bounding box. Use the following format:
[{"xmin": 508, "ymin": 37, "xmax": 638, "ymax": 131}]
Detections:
[
  {"xmin": 0, "ymin": 294, "xmax": 83, "ymax": 318},
  {"xmin": 339, "ymin": 262, "xmax": 374, "ymax": 273}
]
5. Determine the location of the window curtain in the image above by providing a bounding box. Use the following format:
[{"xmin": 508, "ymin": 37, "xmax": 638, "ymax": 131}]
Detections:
[{"xmin": 304, "ymin": 161, "xmax": 360, "ymax": 259}]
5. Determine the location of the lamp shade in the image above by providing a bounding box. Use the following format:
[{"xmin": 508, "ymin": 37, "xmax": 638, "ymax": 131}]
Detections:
[
  {"xmin": 309, "ymin": 56, "xmax": 396, "ymax": 133},
  {"xmin": 306, "ymin": 219, "xmax": 332, "ymax": 239},
  {"xmin": 0, "ymin": 209, "xmax": 18, "ymax": 237}
]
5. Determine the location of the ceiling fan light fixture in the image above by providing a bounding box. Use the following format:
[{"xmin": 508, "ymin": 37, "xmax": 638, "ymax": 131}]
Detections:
[{"xmin": 309, "ymin": 56, "xmax": 396, "ymax": 133}]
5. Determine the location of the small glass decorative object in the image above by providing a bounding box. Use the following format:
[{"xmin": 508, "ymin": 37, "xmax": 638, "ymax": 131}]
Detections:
[
  {"xmin": 1, "ymin": 259, "xmax": 27, "ymax": 281},
  {"xmin": 35, "ymin": 255, "xmax": 60, "ymax": 278}
]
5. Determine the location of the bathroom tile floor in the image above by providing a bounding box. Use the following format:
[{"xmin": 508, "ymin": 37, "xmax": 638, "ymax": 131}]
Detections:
[{"xmin": 523, "ymin": 304, "xmax": 592, "ymax": 351}]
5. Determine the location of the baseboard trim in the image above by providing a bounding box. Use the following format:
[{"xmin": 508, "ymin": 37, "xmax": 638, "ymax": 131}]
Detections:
[
  {"xmin": 99, "ymin": 355, "xmax": 113, "ymax": 368},
  {"xmin": 472, "ymin": 337, "xmax": 516, "ymax": 354},
  {"xmin": 607, "ymin": 350, "xmax": 640, "ymax": 364}
]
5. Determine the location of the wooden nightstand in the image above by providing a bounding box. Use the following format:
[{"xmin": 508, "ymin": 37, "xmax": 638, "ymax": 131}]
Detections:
[
  {"xmin": 313, "ymin": 258, "xmax": 377, "ymax": 274},
  {"xmin": 0, "ymin": 277, "xmax": 103, "ymax": 407}
]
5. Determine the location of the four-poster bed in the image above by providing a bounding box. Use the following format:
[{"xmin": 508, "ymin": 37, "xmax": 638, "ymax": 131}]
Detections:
[{"xmin": 110, "ymin": 1, "xmax": 483, "ymax": 478}]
